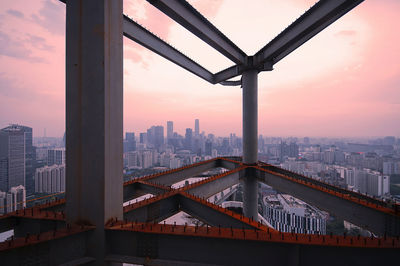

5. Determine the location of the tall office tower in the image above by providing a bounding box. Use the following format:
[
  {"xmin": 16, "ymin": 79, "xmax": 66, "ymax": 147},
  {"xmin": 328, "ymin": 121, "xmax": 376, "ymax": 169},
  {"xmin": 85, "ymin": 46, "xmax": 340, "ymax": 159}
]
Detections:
[
  {"xmin": 195, "ymin": 119, "xmax": 199, "ymax": 137},
  {"xmin": 185, "ymin": 128, "xmax": 193, "ymax": 151},
  {"xmin": 0, "ymin": 124, "xmax": 33, "ymax": 193},
  {"xmin": 35, "ymin": 164, "xmax": 66, "ymax": 194},
  {"xmin": 167, "ymin": 121, "xmax": 173, "ymax": 140},
  {"xmin": 205, "ymin": 140, "xmax": 212, "ymax": 156},
  {"xmin": 139, "ymin": 133, "xmax": 147, "ymax": 144},
  {"xmin": 154, "ymin": 126, "xmax": 164, "ymax": 150},
  {"xmin": 125, "ymin": 132, "xmax": 136, "ymax": 152},
  {"xmin": 147, "ymin": 127, "xmax": 155, "ymax": 146},
  {"xmin": 10, "ymin": 185, "xmax": 26, "ymax": 211},
  {"xmin": 147, "ymin": 126, "xmax": 164, "ymax": 149},
  {"xmin": 47, "ymin": 148, "xmax": 66, "ymax": 166},
  {"xmin": 288, "ymin": 142, "xmax": 299, "ymax": 158}
]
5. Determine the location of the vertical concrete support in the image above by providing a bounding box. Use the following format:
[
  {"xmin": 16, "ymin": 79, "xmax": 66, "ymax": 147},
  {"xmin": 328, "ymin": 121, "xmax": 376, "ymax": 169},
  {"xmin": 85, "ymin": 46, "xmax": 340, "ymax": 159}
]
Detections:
[
  {"xmin": 242, "ymin": 69, "xmax": 258, "ymax": 220},
  {"xmin": 66, "ymin": 0, "xmax": 123, "ymax": 263}
]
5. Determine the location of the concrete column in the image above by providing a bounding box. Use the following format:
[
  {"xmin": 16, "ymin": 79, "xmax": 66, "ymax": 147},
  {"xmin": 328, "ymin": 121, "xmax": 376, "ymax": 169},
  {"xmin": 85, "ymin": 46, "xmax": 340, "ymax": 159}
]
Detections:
[
  {"xmin": 242, "ymin": 69, "xmax": 258, "ymax": 220},
  {"xmin": 66, "ymin": 0, "xmax": 123, "ymax": 263}
]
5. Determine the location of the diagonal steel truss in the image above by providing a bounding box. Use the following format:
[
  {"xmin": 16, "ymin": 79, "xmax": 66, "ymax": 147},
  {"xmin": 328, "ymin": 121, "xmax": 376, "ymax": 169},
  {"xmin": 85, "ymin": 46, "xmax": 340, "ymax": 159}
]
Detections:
[{"xmin": 1, "ymin": 157, "xmax": 400, "ymax": 265}]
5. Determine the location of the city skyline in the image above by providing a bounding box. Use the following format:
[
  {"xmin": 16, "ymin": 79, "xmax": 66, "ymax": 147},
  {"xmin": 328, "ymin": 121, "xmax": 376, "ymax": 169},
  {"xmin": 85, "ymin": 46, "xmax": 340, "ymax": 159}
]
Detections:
[{"xmin": 0, "ymin": 0, "xmax": 399, "ymax": 137}]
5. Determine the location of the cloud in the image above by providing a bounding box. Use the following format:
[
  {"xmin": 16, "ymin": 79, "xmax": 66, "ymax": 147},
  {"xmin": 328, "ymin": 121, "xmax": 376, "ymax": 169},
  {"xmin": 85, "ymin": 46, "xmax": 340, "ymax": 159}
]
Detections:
[
  {"xmin": 26, "ymin": 34, "xmax": 54, "ymax": 51},
  {"xmin": 188, "ymin": 0, "xmax": 224, "ymax": 18},
  {"xmin": 31, "ymin": 0, "xmax": 65, "ymax": 35},
  {"xmin": 0, "ymin": 31, "xmax": 45, "ymax": 63},
  {"xmin": 335, "ymin": 30, "xmax": 357, "ymax": 37},
  {"xmin": 0, "ymin": 72, "xmax": 37, "ymax": 100},
  {"xmin": 6, "ymin": 9, "xmax": 24, "ymax": 18}
]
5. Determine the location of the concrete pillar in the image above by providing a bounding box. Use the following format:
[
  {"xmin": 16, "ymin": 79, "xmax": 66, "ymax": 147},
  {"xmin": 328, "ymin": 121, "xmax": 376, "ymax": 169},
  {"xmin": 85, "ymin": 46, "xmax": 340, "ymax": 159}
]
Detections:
[
  {"xmin": 66, "ymin": 0, "xmax": 123, "ymax": 263},
  {"xmin": 242, "ymin": 69, "xmax": 258, "ymax": 220}
]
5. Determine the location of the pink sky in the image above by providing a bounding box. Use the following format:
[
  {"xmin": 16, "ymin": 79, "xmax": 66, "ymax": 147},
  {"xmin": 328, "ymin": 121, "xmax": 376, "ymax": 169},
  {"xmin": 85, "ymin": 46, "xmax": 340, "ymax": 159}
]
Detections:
[{"xmin": 0, "ymin": 0, "xmax": 399, "ymax": 138}]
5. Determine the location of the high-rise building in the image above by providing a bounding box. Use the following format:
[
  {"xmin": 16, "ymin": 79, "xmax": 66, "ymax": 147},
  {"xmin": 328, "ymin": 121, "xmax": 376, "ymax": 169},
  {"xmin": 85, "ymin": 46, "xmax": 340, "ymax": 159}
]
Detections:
[
  {"xmin": 0, "ymin": 124, "xmax": 33, "ymax": 193},
  {"xmin": 35, "ymin": 165, "xmax": 66, "ymax": 194},
  {"xmin": 139, "ymin": 133, "xmax": 147, "ymax": 144},
  {"xmin": 147, "ymin": 126, "xmax": 164, "ymax": 150},
  {"xmin": 0, "ymin": 185, "xmax": 26, "ymax": 214},
  {"xmin": 154, "ymin": 126, "xmax": 164, "ymax": 150},
  {"xmin": 195, "ymin": 119, "xmax": 199, "ymax": 137},
  {"xmin": 185, "ymin": 128, "xmax": 193, "ymax": 151},
  {"xmin": 205, "ymin": 140, "xmax": 212, "ymax": 156},
  {"xmin": 167, "ymin": 121, "xmax": 173, "ymax": 140},
  {"xmin": 264, "ymin": 194, "xmax": 327, "ymax": 234},
  {"xmin": 47, "ymin": 148, "xmax": 66, "ymax": 166},
  {"xmin": 125, "ymin": 132, "xmax": 136, "ymax": 152}
]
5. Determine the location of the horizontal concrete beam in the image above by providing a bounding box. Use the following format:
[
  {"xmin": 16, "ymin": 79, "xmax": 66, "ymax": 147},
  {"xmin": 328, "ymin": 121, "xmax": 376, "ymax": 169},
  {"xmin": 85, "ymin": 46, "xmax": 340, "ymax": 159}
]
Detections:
[
  {"xmin": 147, "ymin": 0, "xmax": 247, "ymax": 64},
  {"xmin": 254, "ymin": 0, "xmax": 364, "ymax": 67},
  {"xmin": 257, "ymin": 168, "xmax": 400, "ymax": 236}
]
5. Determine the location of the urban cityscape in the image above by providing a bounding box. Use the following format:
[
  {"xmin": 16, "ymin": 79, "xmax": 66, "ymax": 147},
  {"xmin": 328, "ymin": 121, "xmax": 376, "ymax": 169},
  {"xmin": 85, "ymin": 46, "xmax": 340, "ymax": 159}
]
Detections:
[
  {"xmin": 1, "ymin": 120, "xmax": 399, "ymax": 237},
  {"xmin": 1, "ymin": 0, "xmax": 399, "ymax": 264}
]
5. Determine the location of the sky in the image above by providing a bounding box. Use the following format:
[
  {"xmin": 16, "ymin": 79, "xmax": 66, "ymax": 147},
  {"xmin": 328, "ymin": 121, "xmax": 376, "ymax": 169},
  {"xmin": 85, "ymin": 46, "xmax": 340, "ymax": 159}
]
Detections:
[{"xmin": 0, "ymin": 0, "xmax": 399, "ymax": 138}]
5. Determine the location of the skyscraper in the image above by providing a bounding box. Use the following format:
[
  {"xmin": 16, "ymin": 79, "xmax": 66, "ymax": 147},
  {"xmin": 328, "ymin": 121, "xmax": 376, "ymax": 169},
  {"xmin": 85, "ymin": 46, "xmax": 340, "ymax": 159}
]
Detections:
[
  {"xmin": 0, "ymin": 124, "xmax": 33, "ymax": 193},
  {"xmin": 147, "ymin": 126, "xmax": 164, "ymax": 150},
  {"xmin": 205, "ymin": 140, "xmax": 212, "ymax": 156},
  {"xmin": 195, "ymin": 119, "xmax": 199, "ymax": 137},
  {"xmin": 185, "ymin": 128, "xmax": 193, "ymax": 151},
  {"xmin": 167, "ymin": 121, "xmax": 173, "ymax": 140},
  {"xmin": 154, "ymin": 126, "xmax": 164, "ymax": 150},
  {"xmin": 125, "ymin": 132, "xmax": 136, "ymax": 152},
  {"xmin": 47, "ymin": 148, "xmax": 66, "ymax": 166}
]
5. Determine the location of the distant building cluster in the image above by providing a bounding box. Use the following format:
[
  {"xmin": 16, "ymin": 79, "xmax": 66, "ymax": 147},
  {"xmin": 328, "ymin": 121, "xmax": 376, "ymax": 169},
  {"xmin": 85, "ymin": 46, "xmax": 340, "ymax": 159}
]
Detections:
[
  {"xmin": 0, "ymin": 185, "xmax": 26, "ymax": 215},
  {"xmin": 35, "ymin": 164, "xmax": 65, "ymax": 194},
  {"xmin": 263, "ymin": 194, "xmax": 327, "ymax": 235},
  {"xmin": 0, "ymin": 124, "xmax": 66, "ymax": 214},
  {"xmin": 122, "ymin": 119, "xmax": 243, "ymax": 172}
]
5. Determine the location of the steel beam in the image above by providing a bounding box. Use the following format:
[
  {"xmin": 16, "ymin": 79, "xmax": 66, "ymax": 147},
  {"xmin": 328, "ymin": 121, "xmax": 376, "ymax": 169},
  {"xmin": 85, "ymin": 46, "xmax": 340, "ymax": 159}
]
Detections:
[
  {"xmin": 65, "ymin": 0, "xmax": 124, "ymax": 263},
  {"xmin": 106, "ymin": 229, "xmax": 399, "ymax": 266},
  {"xmin": 178, "ymin": 193, "xmax": 256, "ymax": 229},
  {"xmin": 214, "ymin": 65, "xmax": 244, "ymax": 84},
  {"xmin": 123, "ymin": 194, "xmax": 179, "ymax": 223},
  {"xmin": 242, "ymin": 70, "xmax": 259, "ymax": 221},
  {"xmin": 0, "ymin": 229, "xmax": 93, "ymax": 266},
  {"xmin": 253, "ymin": 0, "xmax": 364, "ymax": 67},
  {"xmin": 186, "ymin": 168, "xmax": 243, "ymax": 198},
  {"xmin": 123, "ymin": 15, "xmax": 214, "ymax": 83},
  {"xmin": 123, "ymin": 181, "xmax": 168, "ymax": 203},
  {"xmin": 147, "ymin": 0, "xmax": 247, "ymax": 64},
  {"xmin": 147, "ymin": 160, "xmax": 219, "ymax": 186},
  {"xmin": 257, "ymin": 168, "xmax": 400, "ymax": 236}
]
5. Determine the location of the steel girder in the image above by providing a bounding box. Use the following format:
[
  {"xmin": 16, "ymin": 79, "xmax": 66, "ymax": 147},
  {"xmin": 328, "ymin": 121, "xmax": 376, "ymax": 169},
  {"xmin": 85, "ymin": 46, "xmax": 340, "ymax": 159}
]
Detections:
[
  {"xmin": 147, "ymin": 0, "xmax": 247, "ymax": 64},
  {"xmin": 60, "ymin": 0, "xmax": 365, "ymax": 85}
]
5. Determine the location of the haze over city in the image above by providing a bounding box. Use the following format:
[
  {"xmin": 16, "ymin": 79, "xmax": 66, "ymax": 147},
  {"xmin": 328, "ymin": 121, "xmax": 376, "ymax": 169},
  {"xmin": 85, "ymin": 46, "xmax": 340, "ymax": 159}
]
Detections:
[{"xmin": 0, "ymin": 0, "xmax": 399, "ymax": 137}]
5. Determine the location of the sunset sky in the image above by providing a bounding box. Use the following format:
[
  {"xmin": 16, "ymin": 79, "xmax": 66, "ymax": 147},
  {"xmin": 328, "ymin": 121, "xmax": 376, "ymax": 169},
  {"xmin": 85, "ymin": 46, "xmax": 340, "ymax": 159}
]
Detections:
[{"xmin": 0, "ymin": 0, "xmax": 399, "ymax": 138}]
